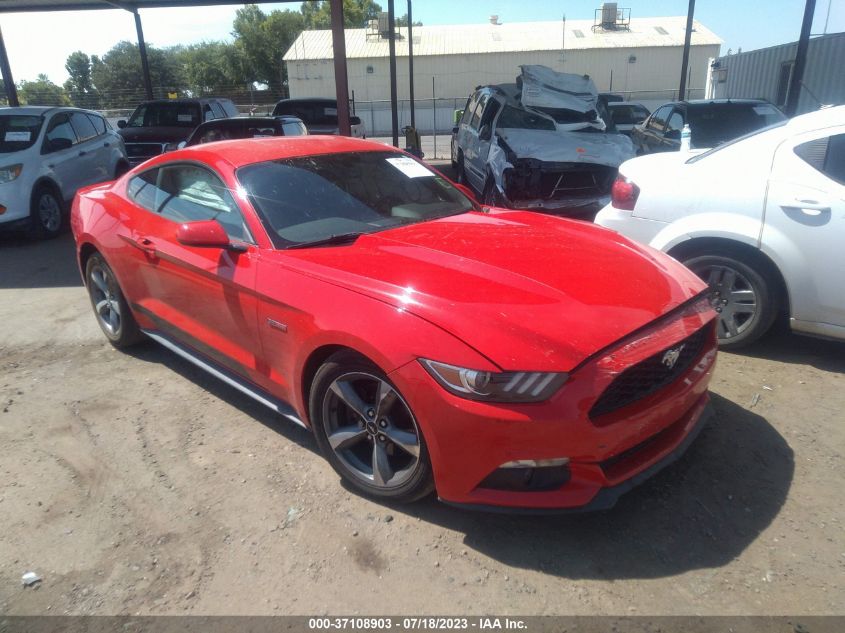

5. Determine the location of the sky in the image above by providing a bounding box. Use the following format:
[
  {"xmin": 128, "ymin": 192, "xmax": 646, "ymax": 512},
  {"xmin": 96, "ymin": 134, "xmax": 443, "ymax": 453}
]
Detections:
[{"xmin": 1, "ymin": 0, "xmax": 842, "ymax": 85}]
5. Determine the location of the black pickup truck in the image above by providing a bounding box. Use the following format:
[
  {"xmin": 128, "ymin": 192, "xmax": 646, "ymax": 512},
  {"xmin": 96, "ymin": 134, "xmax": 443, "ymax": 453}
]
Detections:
[{"xmin": 117, "ymin": 98, "xmax": 239, "ymax": 165}]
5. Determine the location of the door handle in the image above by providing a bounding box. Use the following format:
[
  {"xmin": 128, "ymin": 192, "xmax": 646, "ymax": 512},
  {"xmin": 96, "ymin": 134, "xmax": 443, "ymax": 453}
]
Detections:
[
  {"xmin": 78, "ymin": 150, "xmax": 87, "ymax": 156},
  {"xmin": 133, "ymin": 236, "xmax": 157, "ymax": 255},
  {"xmin": 789, "ymin": 198, "xmax": 831, "ymax": 213},
  {"xmin": 103, "ymin": 142, "xmax": 110, "ymax": 147}
]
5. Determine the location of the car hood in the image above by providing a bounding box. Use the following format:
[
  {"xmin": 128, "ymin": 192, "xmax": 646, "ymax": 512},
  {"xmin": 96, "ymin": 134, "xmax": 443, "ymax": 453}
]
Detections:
[
  {"xmin": 497, "ymin": 128, "xmax": 635, "ymax": 168},
  {"xmin": 276, "ymin": 211, "xmax": 706, "ymax": 372},
  {"xmin": 118, "ymin": 126, "xmax": 194, "ymax": 143}
]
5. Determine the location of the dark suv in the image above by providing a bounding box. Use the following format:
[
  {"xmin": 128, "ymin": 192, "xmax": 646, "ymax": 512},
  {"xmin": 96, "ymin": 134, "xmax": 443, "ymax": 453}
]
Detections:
[
  {"xmin": 631, "ymin": 99, "xmax": 785, "ymax": 154},
  {"xmin": 117, "ymin": 98, "xmax": 239, "ymax": 165},
  {"xmin": 271, "ymin": 98, "xmax": 366, "ymax": 137}
]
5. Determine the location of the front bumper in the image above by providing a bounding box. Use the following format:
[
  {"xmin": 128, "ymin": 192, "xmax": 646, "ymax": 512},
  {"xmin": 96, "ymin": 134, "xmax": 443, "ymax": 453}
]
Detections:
[
  {"xmin": 388, "ymin": 303, "xmax": 717, "ymax": 511},
  {"xmin": 0, "ymin": 182, "xmax": 32, "ymax": 229}
]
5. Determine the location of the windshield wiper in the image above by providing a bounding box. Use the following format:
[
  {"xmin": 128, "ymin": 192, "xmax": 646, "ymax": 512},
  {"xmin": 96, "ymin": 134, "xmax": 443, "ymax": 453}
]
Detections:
[{"xmin": 285, "ymin": 232, "xmax": 364, "ymax": 249}]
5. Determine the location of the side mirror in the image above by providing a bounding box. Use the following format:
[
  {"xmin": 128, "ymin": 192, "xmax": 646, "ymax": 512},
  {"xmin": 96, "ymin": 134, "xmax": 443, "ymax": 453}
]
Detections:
[
  {"xmin": 46, "ymin": 137, "xmax": 73, "ymax": 152},
  {"xmin": 350, "ymin": 115, "xmax": 362, "ymax": 125},
  {"xmin": 452, "ymin": 126, "xmax": 459, "ymax": 134},
  {"xmin": 453, "ymin": 109, "xmax": 465, "ymax": 124},
  {"xmin": 665, "ymin": 129, "xmax": 681, "ymax": 141},
  {"xmin": 177, "ymin": 140, "xmax": 187, "ymax": 150},
  {"xmin": 117, "ymin": 120, "xmax": 127, "ymax": 129},
  {"xmin": 176, "ymin": 220, "xmax": 245, "ymax": 251},
  {"xmin": 478, "ymin": 124, "xmax": 492, "ymax": 141}
]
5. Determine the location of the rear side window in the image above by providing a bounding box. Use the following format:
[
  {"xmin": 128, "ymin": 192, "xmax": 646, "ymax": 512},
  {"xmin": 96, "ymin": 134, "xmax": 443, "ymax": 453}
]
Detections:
[
  {"xmin": 795, "ymin": 134, "xmax": 845, "ymax": 185},
  {"xmin": 86, "ymin": 113, "xmax": 107, "ymax": 135},
  {"xmin": 460, "ymin": 93, "xmax": 479, "ymax": 126},
  {"xmin": 470, "ymin": 93, "xmax": 488, "ymax": 130},
  {"xmin": 70, "ymin": 112, "xmax": 98, "ymax": 142},
  {"xmin": 45, "ymin": 113, "xmax": 77, "ymax": 147}
]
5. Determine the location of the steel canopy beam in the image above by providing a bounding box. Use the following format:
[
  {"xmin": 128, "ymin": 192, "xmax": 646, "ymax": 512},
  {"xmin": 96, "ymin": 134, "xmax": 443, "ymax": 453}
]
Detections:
[
  {"xmin": 785, "ymin": 0, "xmax": 816, "ymax": 116},
  {"xmin": 678, "ymin": 0, "xmax": 695, "ymax": 101},
  {"xmin": 387, "ymin": 0, "xmax": 398, "ymax": 146},
  {"xmin": 0, "ymin": 24, "xmax": 18, "ymax": 106},
  {"xmin": 329, "ymin": 0, "xmax": 350, "ymax": 136}
]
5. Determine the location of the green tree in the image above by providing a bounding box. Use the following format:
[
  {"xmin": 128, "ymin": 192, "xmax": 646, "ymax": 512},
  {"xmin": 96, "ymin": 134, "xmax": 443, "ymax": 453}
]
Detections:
[
  {"xmin": 18, "ymin": 74, "xmax": 70, "ymax": 106},
  {"xmin": 178, "ymin": 41, "xmax": 249, "ymax": 96},
  {"xmin": 300, "ymin": 0, "xmax": 383, "ymax": 29},
  {"xmin": 232, "ymin": 5, "xmax": 304, "ymax": 96},
  {"xmin": 91, "ymin": 41, "xmax": 186, "ymax": 108},
  {"xmin": 64, "ymin": 50, "xmax": 100, "ymax": 109},
  {"xmin": 396, "ymin": 14, "xmax": 422, "ymax": 27}
]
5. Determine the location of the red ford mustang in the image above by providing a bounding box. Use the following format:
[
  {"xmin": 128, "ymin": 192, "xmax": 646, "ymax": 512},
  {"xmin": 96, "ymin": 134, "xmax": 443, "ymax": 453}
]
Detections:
[{"xmin": 72, "ymin": 136, "xmax": 717, "ymax": 511}]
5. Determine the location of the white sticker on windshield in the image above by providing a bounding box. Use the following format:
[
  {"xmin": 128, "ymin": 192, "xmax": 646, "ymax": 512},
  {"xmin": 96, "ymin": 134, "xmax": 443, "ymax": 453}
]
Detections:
[
  {"xmin": 4, "ymin": 131, "xmax": 31, "ymax": 142},
  {"xmin": 386, "ymin": 156, "xmax": 431, "ymax": 178},
  {"xmin": 177, "ymin": 114, "xmax": 194, "ymax": 122},
  {"xmin": 324, "ymin": 107, "xmax": 337, "ymax": 116}
]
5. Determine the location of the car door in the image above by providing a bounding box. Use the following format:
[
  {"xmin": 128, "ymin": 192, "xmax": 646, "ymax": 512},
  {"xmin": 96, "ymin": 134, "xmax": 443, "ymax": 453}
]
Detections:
[
  {"xmin": 456, "ymin": 91, "xmax": 479, "ymax": 168},
  {"xmin": 762, "ymin": 127, "xmax": 845, "ymax": 331},
  {"xmin": 462, "ymin": 91, "xmax": 490, "ymax": 192},
  {"xmin": 41, "ymin": 112, "xmax": 81, "ymax": 201},
  {"xmin": 662, "ymin": 108, "xmax": 684, "ymax": 152},
  {"xmin": 69, "ymin": 111, "xmax": 109, "ymax": 185},
  {"xmin": 639, "ymin": 105, "xmax": 672, "ymax": 154},
  {"xmin": 122, "ymin": 163, "xmax": 264, "ymax": 383},
  {"xmin": 473, "ymin": 96, "xmax": 503, "ymax": 186}
]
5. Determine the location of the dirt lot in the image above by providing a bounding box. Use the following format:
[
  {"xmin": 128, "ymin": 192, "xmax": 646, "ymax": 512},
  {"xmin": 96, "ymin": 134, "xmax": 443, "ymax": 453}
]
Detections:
[{"xmin": 1, "ymin": 231, "xmax": 843, "ymax": 617}]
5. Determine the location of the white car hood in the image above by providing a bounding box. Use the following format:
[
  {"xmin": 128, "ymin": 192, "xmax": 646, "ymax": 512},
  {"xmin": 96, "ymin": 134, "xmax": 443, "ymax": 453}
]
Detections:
[{"xmin": 497, "ymin": 128, "xmax": 635, "ymax": 168}]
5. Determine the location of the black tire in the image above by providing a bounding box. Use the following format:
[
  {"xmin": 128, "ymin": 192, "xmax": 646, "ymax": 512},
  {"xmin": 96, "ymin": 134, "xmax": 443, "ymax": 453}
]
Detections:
[
  {"xmin": 309, "ymin": 351, "xmax": 434, "ymax": 503},
  {"xmin": 114, "ymin": 161, "xmax": 130, "ymax": 179},
  {"xmin": 455, "ymin": 152, "xmax": 467, "ymax": 185},
  {"xmin": 29, "ymin": 185, "xmax": 64, "ymax": 240},
  {"xmin": 683, "ymin": 253, "xmax": 779, "ymax": 350},
  {"xmin": 85, "ymin": 253, "xmax": 144, "ymax": 349},
  {"xmin": 481, "ymin": 177, "xmax": 501, "ymax": 207}
]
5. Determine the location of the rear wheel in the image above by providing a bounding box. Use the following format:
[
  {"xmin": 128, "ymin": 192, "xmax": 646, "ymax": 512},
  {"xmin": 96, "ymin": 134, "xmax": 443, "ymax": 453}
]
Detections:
[
  {"xmin": 310, "ymin": 351, "xmax": 434, "ymax": 503},
  {"xmin": 29, "ymin": 185, "xmax": 64, "ymax": 240},
  {"xmin": 683, "ymin": 253, "xmax": 778, "ymax": 349},
  {"xmin": 85, "ymin": 253, "xmax": 144, "ymax": 348}
]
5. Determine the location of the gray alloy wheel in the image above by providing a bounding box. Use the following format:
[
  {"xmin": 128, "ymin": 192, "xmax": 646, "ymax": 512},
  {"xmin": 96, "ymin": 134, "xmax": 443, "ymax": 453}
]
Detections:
[
  {"xmin": 322, "ymin": 371, "xmax": 422, "ymax": 489},
  {"xmin": 684, "ymin": 253, "xmax": 777, "ymax": 349},
  {"xmin": 30, "ymin": 187, "xmax": 63, "ymax": 239},
  {"xmin": 309, "ymin": 351, "xmax": 434, "ymax": 502},
  {"xmin": 88, "ymin": 262, "xmax": 122, "ymax": 337},
  {"xmin": 84, "ymin": 254, "xmax": 144, "ymax": 349}
]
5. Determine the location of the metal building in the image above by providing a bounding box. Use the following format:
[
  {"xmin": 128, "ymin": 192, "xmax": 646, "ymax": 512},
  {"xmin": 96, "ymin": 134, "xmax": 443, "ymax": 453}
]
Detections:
[
  {"xmin": 706, "ymin": 31, "xmax": 845, "ymax": 115},
  {"xmin": 283, "ymin": 15, "xmax": 722, "ymax": 134}
]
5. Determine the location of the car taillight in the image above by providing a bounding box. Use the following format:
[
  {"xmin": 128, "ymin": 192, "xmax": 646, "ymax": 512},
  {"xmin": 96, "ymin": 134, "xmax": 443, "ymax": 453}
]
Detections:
[{"xmin": 611, "ymin": 175, "xmax": 640, "ymax": 211}]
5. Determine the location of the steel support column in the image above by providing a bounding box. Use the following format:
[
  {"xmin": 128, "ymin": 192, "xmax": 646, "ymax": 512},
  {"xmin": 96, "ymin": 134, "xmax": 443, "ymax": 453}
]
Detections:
[
  {"xmin": 678, "ymin": 0, "xmax": 695, "ymax": 101},
  {"xmin": 133, "ymin": 9, "xmax": 154, "ymax": 100},
  {"xmin": 387, "ymin": 0, "xmax": 399, "ymax": 147},
  {"xmin": 785, "ymin": 0, "xmax": 816, "ymax": 116},
  {"xmin": 330, "ymin": 0, "xmax": 351, "ymax": 136},
  {"xmin": 0, "ymin": 25, "xmax": 18, "ymax": 106},
  {"xmin": 407, "ymin": 0, "xmax": 415, "ymax": 129}
]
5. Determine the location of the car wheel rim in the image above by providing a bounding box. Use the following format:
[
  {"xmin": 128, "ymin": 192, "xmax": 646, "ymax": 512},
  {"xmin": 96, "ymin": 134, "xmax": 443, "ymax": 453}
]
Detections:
[
  {"xmin": 38, "ymin": 194, "xmax": 61, "ymax": 232},
  {"xmin": 88, "ymin": 264, "xmax": 122, "ymax": 336},
  {"xmin": 694, "ymin": 264, "xmax": 757, "ymax": 340},
  {"xmin": 322, "ymin": 371, "xmax": 421, "ymax": 489}
]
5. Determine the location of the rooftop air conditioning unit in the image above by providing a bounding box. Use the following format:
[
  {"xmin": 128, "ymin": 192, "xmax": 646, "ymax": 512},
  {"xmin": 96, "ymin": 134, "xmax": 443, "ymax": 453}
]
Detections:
[{"xmin": 601, "ymin": 2, "xmax": 618, "ymax": 28}]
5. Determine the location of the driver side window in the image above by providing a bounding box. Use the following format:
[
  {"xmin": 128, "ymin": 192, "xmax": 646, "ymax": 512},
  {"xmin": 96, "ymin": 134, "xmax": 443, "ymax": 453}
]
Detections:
[{"xmin": 44, "ymin": 113, "xmax": 78, "ymax": 152}]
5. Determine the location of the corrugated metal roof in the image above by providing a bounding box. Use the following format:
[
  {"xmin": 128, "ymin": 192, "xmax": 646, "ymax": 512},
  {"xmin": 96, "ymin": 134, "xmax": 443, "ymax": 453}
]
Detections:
[{"xmin": 283, "ymin": 17, "xmax": 722, "ymax": 62}]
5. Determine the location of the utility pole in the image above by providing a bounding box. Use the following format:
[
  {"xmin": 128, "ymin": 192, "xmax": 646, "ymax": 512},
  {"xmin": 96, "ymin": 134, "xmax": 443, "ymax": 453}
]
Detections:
[
  {"xmin": 785, "ymin": 0, "xmax": 816, "ymax": 116},
  {"xmin": 678, "ymin": 0, "xmax": 696, "ymax": 101}
]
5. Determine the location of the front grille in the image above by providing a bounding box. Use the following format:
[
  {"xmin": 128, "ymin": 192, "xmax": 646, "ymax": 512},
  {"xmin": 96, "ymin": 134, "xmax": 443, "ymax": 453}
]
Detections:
[
  {"xmin": 589, "ymin": 325, "xmax": 710, "ymax": 420},
  {"xmin": 125, "ymin": 142, "xmax": 167, "ymax": 159},
  {"xmin": 504, "ymin": 163, "xmax": 617, "ymax": 201}
]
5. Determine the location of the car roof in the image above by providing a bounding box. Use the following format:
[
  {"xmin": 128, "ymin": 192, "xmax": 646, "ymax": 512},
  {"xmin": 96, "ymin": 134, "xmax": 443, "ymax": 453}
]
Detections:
[
  {"xmin": 786, "ymin": 104, "xmax": 845, "ymax": 133},
  {"xmin": 170, "ymin": 135, "xmax": 395, "ymax": 169},
  {"xmin": 1, "ymin": 105, "xmax": 56, "ymax": 115},
  {"xmin": 274, "ymin": 97, "xmax": 337, "ymax": 105}
]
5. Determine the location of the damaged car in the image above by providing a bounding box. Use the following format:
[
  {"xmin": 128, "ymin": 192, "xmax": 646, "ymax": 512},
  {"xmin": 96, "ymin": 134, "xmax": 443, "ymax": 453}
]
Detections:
[{"xmin": 453, "ymin": 66, "xmax": 635, "ymax": 218}]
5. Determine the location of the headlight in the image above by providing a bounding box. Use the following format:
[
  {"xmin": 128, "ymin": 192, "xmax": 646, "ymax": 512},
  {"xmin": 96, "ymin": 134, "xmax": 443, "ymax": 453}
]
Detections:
[
  {"xmin": 0, "ymin": 164, "xmax": 22, "ymax": 184},
  {"xmin": 420, "ymin": 359, "xmax": 568, "ymax": 403}
]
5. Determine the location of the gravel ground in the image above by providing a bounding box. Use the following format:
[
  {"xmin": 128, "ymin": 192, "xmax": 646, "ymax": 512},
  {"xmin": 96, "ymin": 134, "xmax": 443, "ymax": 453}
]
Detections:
[{"xmin": 0, "ymin": 231, "xmax": 843, "ymax": 616}]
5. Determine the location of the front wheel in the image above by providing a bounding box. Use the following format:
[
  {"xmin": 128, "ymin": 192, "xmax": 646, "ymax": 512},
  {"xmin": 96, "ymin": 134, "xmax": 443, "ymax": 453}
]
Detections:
[
  {"xmin": 85, "ymin": 253, "xmax": 144, "ymax": 348},
  {"xmin": 29, "ymin": 186, "xmax": 64, "ymax": 239},
  {"xmin": 683, "ymin": 253, "xmax": 778, "ymax": 349},
  {"xmin": 310, "ymin": 351, "xmax": 434, "ymax": 503}
]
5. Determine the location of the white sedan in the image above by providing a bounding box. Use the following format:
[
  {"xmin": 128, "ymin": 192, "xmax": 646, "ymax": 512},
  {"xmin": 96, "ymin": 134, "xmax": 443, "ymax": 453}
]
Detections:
[{"xmin": 596, "ymin": 106, "xmax": 845, "ymax": 348}]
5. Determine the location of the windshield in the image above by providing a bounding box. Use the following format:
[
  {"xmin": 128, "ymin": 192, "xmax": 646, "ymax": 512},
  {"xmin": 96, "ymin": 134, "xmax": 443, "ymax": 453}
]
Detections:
[
  {"xmin": 687, "ymin": 103, "xmax": 786, "ymax": 148},
  {"xmin": 272, "ymin": 101, "xmax": 338, "ymax": 125},
  {"xmin": 0, "ymin": 115, "xmax": 43, "ymax": 153},
  {"xmin": 127, "ymin": 103, "xmax": 201, "ymax": 128},
  {"xmin": 237, "ymin": 151, "xmax": 475, "ymax": 248},
  {"xmin": 497, "ymin": 106, "xmax": 556, "ymax": 131},
  {"xmin": 687, "ymin": 119, "xmax": 789, "ymax": 164}
]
